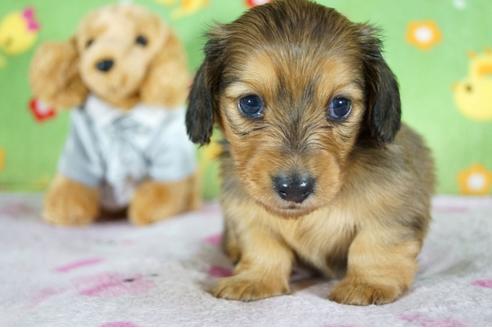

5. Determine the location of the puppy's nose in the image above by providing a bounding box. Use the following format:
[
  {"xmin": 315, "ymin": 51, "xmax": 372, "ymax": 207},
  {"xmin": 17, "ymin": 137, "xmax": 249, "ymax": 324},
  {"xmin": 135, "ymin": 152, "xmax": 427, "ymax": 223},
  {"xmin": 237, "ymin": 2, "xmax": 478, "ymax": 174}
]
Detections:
[
  {"xmin": 272, "ymin": 173, "xmax": 315, "ymax": 204},
  {"xmin": 95, "ymin": 59, "xmax": 114, "ymax": 73}
]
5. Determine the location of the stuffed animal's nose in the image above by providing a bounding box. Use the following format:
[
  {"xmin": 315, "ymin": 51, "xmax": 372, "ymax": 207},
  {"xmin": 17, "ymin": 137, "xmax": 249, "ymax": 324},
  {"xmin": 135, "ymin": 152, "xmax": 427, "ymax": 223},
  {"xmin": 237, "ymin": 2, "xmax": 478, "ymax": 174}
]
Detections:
[
  {"xmin": 95, "ymin": 59, "xmax": 114, "ymax": 73},
  {"xmin": 272, "ymin": 173, "xmax": 315, "ymax": 204}
]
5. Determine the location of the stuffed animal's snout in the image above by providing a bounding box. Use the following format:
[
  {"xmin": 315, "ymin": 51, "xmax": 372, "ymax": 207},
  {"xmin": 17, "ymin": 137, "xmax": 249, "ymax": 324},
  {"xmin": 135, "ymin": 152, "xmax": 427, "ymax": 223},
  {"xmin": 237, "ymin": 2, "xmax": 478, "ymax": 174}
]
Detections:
[{"xmin": 95, "ymin": 58, "xmax": 114, "ymax": 73}]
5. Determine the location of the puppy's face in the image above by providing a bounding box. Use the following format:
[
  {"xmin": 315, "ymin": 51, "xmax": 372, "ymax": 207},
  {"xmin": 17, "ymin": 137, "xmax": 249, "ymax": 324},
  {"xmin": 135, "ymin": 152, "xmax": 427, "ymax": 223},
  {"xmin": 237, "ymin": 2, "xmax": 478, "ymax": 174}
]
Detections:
[
  {"xmin": 219, "ymin": 50, "xmax": 366, "ymax": 217},
  {"xmin": 76, "ymin": 5, "xmax": 168, "ymax": 104},
  {"xmin": 187, "ymin": 0, "xmax": 401, "ymax": 217}
]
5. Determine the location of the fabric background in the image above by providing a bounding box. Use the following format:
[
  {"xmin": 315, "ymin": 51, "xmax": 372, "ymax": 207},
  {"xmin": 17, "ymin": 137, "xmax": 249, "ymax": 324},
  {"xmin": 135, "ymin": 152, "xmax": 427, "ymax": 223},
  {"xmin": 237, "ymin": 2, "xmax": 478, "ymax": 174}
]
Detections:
[{"xmin": 0, "ymin": 0, "xmax": 492, "ymax": 198}]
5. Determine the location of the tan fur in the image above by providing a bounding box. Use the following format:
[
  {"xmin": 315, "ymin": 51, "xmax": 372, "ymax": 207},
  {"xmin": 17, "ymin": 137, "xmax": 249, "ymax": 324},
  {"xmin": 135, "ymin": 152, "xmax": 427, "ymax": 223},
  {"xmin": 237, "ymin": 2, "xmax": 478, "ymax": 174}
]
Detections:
[
  {"xmin": 30, "ymin": 4, "xmax": 189, "ymax": 109},
  {"xmin": 31, "ymin": 4, "xmax": 199, "ymax": 226},
  {"xmin": 43, "ymin": 175, "xmax": 100, "ymax": 226},
  {"xmin": 129, "ymin": 174, "xmax": 201, "ymax": 226},
  {"xmin": 140, "ymin": 32, "xmax": 190, "ymax": 107},
  {"xmin": 30, "ymin": 39, "xmax": 88, "ymax": 108},
  {"xmin": 186, "ymin": 0, "xmax": 435, "ymax": 305},
  {"xmin": 217, "ymin": 125, "xmax": 433, "ymax": 304}
]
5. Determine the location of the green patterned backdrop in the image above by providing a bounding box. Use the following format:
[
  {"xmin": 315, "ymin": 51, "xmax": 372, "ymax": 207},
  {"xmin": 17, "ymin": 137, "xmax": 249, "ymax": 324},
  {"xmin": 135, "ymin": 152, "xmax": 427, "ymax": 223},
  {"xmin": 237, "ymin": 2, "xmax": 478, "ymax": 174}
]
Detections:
[{"xmin": 0, "ymin": 0, "xmax": 491, "ymax": 198}]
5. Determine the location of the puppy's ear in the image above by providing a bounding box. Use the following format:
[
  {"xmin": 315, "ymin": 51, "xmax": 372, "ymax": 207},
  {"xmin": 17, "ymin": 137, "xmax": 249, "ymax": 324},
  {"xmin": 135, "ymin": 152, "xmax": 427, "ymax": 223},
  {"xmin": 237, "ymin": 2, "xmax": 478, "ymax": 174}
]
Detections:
[
  {"xmin": 186, "ymin": 64, "xmax": 215, "ymax": 145},
  {"xmin": 358, "ymin": 24, "xmax": 401, "ymax": 145},
  {"xmin": 29, "ymin": 37, "xmax": 88, "ymax": 109},
  {"xmin": 186, "ymin": 27, "xmax": 227, "ymax": 145}
]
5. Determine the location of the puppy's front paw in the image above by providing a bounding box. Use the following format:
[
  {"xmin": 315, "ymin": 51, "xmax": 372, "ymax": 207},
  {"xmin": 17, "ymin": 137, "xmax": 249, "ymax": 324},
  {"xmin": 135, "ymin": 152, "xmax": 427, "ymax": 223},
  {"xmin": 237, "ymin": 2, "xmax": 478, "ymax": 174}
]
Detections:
[
  {"xmin": 328, "ymin": 279, "xmax": 401, "ymax": 305},
  {"xmin": 212, "ymin": 275, "xmax": 289, "ymax": 301}
]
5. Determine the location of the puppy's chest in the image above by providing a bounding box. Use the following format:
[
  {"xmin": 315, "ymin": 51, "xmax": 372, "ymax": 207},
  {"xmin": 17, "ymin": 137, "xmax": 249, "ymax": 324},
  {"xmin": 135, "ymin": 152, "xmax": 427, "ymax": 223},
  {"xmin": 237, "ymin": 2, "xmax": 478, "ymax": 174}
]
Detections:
[{"xmin": 275, "ymin": 209, "xmax": 356, "ymax": 276}]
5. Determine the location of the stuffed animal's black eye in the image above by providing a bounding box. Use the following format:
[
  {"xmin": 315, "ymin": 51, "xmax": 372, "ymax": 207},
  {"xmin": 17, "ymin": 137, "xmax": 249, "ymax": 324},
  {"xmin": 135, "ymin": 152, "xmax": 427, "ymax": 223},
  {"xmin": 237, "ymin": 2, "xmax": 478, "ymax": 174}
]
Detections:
[
  {"xmin": 135, "ymin": 35, "xmax": 148, "ymax": 47},
  {"xmin": 327, "ymin": 96, "xmax": 352, "ymax": 121},
  {"xmin": 238, "ymin": 94, "xmax": 264, "ymax": 119},
  {"xmin": 85, "ymin": 38, "xmax": 94, "ymax": 48}
]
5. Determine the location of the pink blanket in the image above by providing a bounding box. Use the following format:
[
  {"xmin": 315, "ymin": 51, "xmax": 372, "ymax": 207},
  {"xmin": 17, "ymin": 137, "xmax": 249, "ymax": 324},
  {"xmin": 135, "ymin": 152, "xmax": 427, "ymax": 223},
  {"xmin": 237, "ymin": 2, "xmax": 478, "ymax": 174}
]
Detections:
[{"xmin": 0, "ymin": 194, "xmax": 491, "ymax": 326}]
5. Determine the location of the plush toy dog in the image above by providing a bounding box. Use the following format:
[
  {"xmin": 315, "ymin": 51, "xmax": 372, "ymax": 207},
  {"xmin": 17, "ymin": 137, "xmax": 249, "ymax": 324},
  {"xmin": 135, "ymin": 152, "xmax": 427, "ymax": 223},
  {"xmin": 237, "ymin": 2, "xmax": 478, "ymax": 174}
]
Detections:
[{"xmin": 29, "ymin": 4, "xmax": 200, "ymax": 226}]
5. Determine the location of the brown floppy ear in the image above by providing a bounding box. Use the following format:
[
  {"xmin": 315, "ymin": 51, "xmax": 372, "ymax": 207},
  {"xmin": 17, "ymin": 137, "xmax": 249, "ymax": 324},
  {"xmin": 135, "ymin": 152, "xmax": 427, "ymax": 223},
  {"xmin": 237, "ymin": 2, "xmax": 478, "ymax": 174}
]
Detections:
[
  {"xmin": 185, "ymin": 27, "xmax": 227, "ymax": 145},
  {"xmin": 140, "ymin": 30, "xmax": 190, "ymax": 107},
  {"xmin": 29, "ymin": 38, "xmax": 87, "ymax": 108},
  {"xmin": 358, "ymin": 24, "xmax": 401, "ymax": 145}
]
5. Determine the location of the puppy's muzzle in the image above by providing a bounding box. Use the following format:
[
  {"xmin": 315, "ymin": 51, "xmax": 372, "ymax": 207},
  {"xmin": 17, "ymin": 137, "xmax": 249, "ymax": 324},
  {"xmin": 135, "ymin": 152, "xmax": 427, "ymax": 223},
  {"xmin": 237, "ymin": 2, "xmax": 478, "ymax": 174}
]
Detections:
[{"xmin": 272, "ymin": 173, "xmax": 315, "ymax": 204}]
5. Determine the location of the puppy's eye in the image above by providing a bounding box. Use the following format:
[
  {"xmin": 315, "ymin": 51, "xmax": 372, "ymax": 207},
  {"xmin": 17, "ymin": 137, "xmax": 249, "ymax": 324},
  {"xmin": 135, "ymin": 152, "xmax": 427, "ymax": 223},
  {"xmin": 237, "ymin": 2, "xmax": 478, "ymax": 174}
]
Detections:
[
  {"xmin": 238, "ymin": 94, "xmax": 264, "ymax": 119},
  {"xmin": 85, "ymin": 38, "xmax": 95, "ymax": 48},
  {"xmin": 135, "ymin": 35, "xmax": 148, "ymax": 47},
  {"xmin": 327, "ymin": 96, "xmax": 352, "ymax": 121}
]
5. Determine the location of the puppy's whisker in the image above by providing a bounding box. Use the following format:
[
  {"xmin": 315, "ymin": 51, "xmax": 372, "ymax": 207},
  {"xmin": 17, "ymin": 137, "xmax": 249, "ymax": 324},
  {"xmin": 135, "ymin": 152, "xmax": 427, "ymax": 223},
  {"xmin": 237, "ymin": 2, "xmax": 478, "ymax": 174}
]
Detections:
[{"xmin": 237, "ymin": 125, "xmax": 269, "ymax": 137}]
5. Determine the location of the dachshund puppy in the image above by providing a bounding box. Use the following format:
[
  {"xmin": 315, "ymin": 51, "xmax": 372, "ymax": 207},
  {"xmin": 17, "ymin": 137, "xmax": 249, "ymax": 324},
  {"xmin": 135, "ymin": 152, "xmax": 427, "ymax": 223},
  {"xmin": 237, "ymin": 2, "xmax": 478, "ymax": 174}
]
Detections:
[{"xmin": 186, "ymin": 0, "xmax": 434, "ymax": 305}]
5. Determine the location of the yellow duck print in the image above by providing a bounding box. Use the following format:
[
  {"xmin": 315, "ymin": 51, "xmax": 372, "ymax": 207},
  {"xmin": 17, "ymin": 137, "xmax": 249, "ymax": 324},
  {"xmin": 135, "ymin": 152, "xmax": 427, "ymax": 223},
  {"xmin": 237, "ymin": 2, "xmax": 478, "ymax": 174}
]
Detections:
[
  {"xmin": 0, "ymin": 7, "xmax": 40, "ymax": 68},
  {"xmin": 454, "ymin": 50, "xmax": 492, "ymax": 121},
  {"xmin": 155, "ymin": 0, "xmax": 209, "ymax": 19}
]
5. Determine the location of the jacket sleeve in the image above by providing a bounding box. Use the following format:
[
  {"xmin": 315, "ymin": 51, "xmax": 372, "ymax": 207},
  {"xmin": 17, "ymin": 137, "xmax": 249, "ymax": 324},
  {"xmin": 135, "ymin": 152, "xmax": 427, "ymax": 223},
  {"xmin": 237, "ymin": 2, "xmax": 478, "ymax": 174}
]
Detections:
[{"xmin": 57, "ymin": 108, "xmax": 104, "ymax": 186}]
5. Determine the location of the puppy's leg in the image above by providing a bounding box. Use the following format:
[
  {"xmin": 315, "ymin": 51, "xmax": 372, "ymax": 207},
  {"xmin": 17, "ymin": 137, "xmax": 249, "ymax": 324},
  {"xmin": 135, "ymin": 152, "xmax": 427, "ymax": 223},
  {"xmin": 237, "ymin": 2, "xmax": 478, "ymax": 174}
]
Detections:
[
  {"xmin": 43, "ymin": 174, "xmax": 100, "ymax": 226},
  {"xmin": 129, "ymin": 179, "xmax": 189, "ymax": 225},
  {"xmin": 222, "ymin": 217, "xmax": 241, "ymax": 264},
  {"xmin": 329, "ymin": 229, "xmax": 421, "ymax": 305},
  {"xmin": 212, "ymin": 226, "xmax": 293, "ymax": 301}
]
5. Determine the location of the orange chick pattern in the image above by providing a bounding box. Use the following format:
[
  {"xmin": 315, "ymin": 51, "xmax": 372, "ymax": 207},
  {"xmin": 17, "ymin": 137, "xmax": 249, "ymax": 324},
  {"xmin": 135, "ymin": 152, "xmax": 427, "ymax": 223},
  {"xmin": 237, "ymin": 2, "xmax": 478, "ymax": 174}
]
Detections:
[
  {"xmin": 458, "ymin": 164, "xmax": 492, "ymax": 195},
  {"xmin": 155, "ymin": 0, "xmax": 209, "ymax": 19},
  {"xmin": 406, "ymin": 21, "xmax": 442, "ymax": 51}
]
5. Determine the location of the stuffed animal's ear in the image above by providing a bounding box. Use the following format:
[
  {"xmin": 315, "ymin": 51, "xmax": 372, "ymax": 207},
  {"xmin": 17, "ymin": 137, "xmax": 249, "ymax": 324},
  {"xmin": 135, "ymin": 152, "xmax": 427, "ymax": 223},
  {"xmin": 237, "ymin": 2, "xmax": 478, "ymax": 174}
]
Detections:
[
  {"xmin": 186, "ymin": 27, "xmax": 227, "ymax": 145},
  {"xmin": 140, "ymin": 30, "xmax": 190, "ymax": 107},
  {"xmin": 358, "ymin": 24, "xmax": 401, "ymax": 145},
  {"xmin": 29, "ymin": 38, "xmax": 88, "ymax": 108}
]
